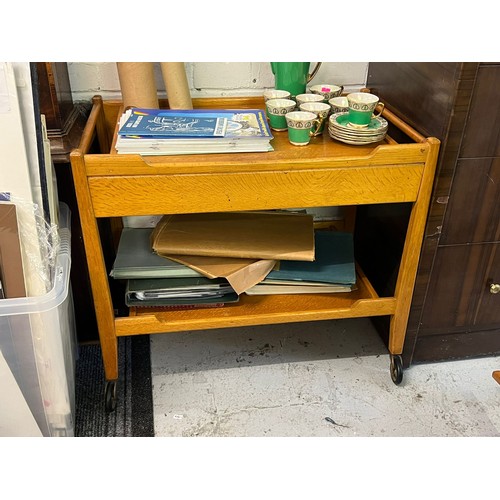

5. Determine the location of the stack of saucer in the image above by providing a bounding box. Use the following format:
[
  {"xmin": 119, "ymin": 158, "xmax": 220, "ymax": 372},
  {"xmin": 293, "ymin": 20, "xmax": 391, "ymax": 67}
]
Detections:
[{"xmin": 328, "ymin": 112, "xmax": 388, "ymax": 145}]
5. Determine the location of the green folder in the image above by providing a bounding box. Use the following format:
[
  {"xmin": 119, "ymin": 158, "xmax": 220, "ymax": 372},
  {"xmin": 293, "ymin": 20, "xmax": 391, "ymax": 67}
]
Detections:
[
  {"xmin": 111, "ymin": 227, "xmax": 203, "ymax": 279},
  {"xmin": 266, "ymin": 231, "xmax": 356, "ymax": 285}
]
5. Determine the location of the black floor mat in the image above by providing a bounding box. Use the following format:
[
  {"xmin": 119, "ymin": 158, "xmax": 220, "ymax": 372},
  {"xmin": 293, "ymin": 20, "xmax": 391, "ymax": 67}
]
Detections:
[{"xmin": 74, "ymin": 335, "xmax": 154, "ymax": 437}]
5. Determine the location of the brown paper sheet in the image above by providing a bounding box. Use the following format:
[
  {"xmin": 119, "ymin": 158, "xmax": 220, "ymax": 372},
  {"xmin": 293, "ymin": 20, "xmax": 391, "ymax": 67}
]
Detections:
[
  {"xmin": 158, "ymin": 254, "xmax": 276, "ymax": 295},
  {"xmin": 151, "ymin": 212, "xmax": 315, "ymax": 262},
  {"xmin": 0, "ymin": 203, "xmax": 26, "ymax": 298},
  {"xmin": 117, "ymin": 62, "xmax": 159, "ymax": 109},
  {"xmin": 160, "ymin": 62, "xmax": 193, "ymax": 110}
]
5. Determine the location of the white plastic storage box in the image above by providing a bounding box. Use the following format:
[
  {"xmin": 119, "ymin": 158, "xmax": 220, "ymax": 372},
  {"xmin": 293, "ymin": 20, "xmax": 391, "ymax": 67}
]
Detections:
[{"xmin": 0, "ymin": 203, "xmax": 76, "ymax": 437}]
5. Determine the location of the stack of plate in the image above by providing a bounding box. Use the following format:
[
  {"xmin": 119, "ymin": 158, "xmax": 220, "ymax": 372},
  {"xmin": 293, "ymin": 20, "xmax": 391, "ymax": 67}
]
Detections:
[{"xmin": 328, "ymin": 112, "xmax": 388, "ymax": 145}]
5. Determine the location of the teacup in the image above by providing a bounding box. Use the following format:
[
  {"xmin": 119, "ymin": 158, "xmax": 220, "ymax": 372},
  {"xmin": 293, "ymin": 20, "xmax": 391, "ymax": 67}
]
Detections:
[
  {"xmin": 263, "ymin": 89, "xmax": 291, "ymax": 102},
  {"xmin": 310, "ymin": 84, "xmax": 344, "ymax": 101},
  {"xmin": 328, "ymin": 96, "xmax": 349, "ymax": 114},
  {"xmin": 265, "ymin": 98, "xmax": 296, "ymax": 131},
  {"xmin": 285, "ymin": 111, "xmax": 322, "ymax": 146},
  {"xmin": 295, "ymin": 93, "xmax": 325, "ymax": 108},
  {"xmin": 347, "ymin": 92, "xmax": 384, "ymax": 128},
  {"xmin": 299, "ymin": 102, "xmax": 330, "ymax": 134}
]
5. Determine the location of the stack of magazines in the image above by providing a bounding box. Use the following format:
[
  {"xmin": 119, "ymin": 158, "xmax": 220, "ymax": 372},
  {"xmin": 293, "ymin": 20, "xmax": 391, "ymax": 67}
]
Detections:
[{"xmin": 115, "ymin": 107, "xmax": 274, "ymax": 155}]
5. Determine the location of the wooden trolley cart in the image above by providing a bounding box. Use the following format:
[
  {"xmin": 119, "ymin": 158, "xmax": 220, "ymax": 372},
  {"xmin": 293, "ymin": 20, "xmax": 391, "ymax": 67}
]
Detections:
[{"xmin": 70, "ymin": 96, "xmax": 439, "ymax": 411}]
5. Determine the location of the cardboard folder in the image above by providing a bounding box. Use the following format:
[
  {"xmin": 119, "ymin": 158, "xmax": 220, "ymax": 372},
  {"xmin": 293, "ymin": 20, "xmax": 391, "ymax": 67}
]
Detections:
[
  {"xmin": 151, "ymin": 212, "xmax": 315, "ymax": 262},
  {"xmin": 159, "ymin": 253, "xmax": 276, "ymax": 295},
  {"xmin": 0, "ymin": 203, "xmax": 26, "ymax": 298}
]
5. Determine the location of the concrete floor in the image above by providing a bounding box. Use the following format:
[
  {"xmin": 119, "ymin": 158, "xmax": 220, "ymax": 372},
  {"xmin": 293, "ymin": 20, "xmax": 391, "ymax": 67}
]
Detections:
[{"xmin": 150, "ymin": 317, "xmax": 500, "ymax": 437}]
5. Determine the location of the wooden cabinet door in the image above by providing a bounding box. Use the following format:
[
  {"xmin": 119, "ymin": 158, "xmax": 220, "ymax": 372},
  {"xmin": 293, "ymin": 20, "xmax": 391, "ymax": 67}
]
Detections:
[
  {"xmin": 440, "ymin": 158, "xmax": 500, "ymax": 245},
  {"xmin": 419, "ymin": 242, "xmax": 500, "ymax": 333},
  {"xmin": 460, "ymin": 64, "xmax": 500, "ymax": 158},
  {"xmin": 474, "ymin": 244, "xmax": 500, "ymax": 328}
]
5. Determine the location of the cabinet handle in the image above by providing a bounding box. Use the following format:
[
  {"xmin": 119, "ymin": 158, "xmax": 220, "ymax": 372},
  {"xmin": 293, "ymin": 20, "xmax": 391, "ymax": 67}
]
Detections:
[{"xmin": 490, "ymin": 283, "xmax": 500, "ymax": 294}]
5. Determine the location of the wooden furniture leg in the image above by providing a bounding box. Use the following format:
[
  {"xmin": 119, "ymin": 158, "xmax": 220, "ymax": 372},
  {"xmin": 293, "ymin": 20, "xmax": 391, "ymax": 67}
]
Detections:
[
  {"xmin": 387, "ymin": 137, "xmax": 440, "ymax": 383},
  {"xmin": 69, "ymin": 100, "xmax": 119, "ymax": 391}
]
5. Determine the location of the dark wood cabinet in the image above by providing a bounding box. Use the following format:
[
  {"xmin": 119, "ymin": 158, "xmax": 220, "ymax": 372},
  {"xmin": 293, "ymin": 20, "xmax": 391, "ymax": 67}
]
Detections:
[
  {"xmin": 364, "ymin": 62, "xmax": 500, "ymax": 365},
  {"xmin": 35, "ymin": 62, "xmax": 90, "ymax": 163}
]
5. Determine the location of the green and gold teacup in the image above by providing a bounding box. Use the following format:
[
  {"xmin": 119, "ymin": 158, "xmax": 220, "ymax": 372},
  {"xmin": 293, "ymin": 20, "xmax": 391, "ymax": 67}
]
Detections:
[
  {"xmin": 285, "ymin": 111, "xmax": 322, "ymax": 146},
  {"xmin": 265, "ymin": 98, "xmax": 296, "ymax": 131},
  {"xmin": 346, "ymin": 92, "xmax": 384, "ymax": 128},
  {"xmin": 299, "ymin": 102, "xmax": 330, "ymax": 134},
  {"xmin": 264, "ymin": 90, "xmax": 292, "ymax": 119}
]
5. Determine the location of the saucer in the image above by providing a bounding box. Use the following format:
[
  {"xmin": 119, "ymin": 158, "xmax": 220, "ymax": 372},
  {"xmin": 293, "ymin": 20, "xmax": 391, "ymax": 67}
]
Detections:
[
  {"xmin": 329, "ymin": 112, "xmax": 388, "ymax": 133},
  {"xmin": 328, "ymin": 126, "xmax": 386, "ymax": 139},
  {"xmin": 328, "ymin": 130, "xmax": 387, "ymax": 145}
]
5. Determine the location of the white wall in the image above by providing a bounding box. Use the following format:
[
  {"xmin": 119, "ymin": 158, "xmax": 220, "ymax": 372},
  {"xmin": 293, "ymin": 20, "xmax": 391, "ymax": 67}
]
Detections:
[{"xmin": 67, "ymin": 62, "xmax": 368, "ymax": 101}]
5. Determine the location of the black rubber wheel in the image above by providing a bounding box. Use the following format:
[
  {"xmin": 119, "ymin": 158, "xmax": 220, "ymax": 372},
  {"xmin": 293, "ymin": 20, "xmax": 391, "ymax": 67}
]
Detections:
[
  {"xmin": 104, "ymin": 380, "xmax": 117, "ymax": 413},
  {"xmin": 390, "ymin": 355, "xmax": 403, "ymax": 385}
]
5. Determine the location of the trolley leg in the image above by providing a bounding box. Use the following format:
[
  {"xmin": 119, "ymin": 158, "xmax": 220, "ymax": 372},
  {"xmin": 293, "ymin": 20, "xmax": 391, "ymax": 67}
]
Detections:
[{"xmin": 100, "ymin": 332, "xmax": 119, "ymax": 412}]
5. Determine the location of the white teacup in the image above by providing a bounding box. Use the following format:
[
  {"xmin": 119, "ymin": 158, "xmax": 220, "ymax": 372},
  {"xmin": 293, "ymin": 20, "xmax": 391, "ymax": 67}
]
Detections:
[
  {"xmin": 328, "ymin": 96, "xmax": 349, "ymax": 114},
  {"xmin": 295, "ymin": 93, "xmax": 325, "ymax": 107},
  {"xmin": 310, "ymin": 84, "xmax": 344, "ymax": 101},
  {"xmin": 263, "ymin": 89, "xmax": 291, "ymax": 102}
]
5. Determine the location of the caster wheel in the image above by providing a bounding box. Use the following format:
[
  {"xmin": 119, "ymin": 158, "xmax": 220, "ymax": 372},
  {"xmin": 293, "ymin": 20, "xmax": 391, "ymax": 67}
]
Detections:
[
  {"xmin": 390, "ymin": 355, "xmax": 403, "ymax": 385},
  {"xmin": 104, "ymin": 380, "xmax": 117, "ymax": 413}
]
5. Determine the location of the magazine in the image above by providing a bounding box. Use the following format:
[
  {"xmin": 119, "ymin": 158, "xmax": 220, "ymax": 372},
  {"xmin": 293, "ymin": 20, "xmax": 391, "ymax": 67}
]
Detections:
[
  {"xmin": 118, "ymin": 108, "xmax": 232, "ymax": 138},
  {"xmin": 115, "ymin": 107, "xmax": 274, "ymax": 155}
]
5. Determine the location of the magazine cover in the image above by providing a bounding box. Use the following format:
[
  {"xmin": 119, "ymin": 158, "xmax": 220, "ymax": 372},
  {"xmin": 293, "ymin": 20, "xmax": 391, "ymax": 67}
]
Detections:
[
  {"xmin": 118, "ymin": 108, "xmax": 273, "ymax": 140},
  {"xmin": 118, "ymin": 108, "xmax": 229, "ymax": 137}
]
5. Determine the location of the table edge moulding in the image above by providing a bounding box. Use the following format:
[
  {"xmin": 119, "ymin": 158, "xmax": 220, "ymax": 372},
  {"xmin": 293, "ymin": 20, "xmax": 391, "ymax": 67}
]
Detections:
[{"xmin": 70, "ymin": 95, "xmax": 440, "ymax": 412}]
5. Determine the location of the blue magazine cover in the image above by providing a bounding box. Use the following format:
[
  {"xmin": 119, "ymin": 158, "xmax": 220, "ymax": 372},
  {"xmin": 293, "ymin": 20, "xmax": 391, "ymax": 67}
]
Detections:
[
  {"xmin": 118, "ymin": 108, "xmax": 272, "ymax": 140},
  {"xmin": 118, "ymin": 108, "xmax": 229, "ymax": 137}
]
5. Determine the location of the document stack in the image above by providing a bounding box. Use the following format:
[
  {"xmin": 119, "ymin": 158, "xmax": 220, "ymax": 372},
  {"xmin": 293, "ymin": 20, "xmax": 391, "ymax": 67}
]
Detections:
[
  {"xmin": 115, "ymin": 107, "xmax": 274, "ymax": 155},
  {"xmin": 110, "ymin": 227, "xmax": 237, "ymax": 310},
  {"xmin": 111, "ymin": 211, "xmax": 356, "ymax": 310}
]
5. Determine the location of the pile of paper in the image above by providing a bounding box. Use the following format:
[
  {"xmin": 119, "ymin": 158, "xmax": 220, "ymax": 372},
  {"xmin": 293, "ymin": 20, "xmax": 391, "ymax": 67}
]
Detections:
[
  {"xmin": 111, "ymin": 211, "xmax": 357, "ymax": 309},
  {"xmin": 115, "ymin": 107, "xmax": 274, "ymax": 155}
]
